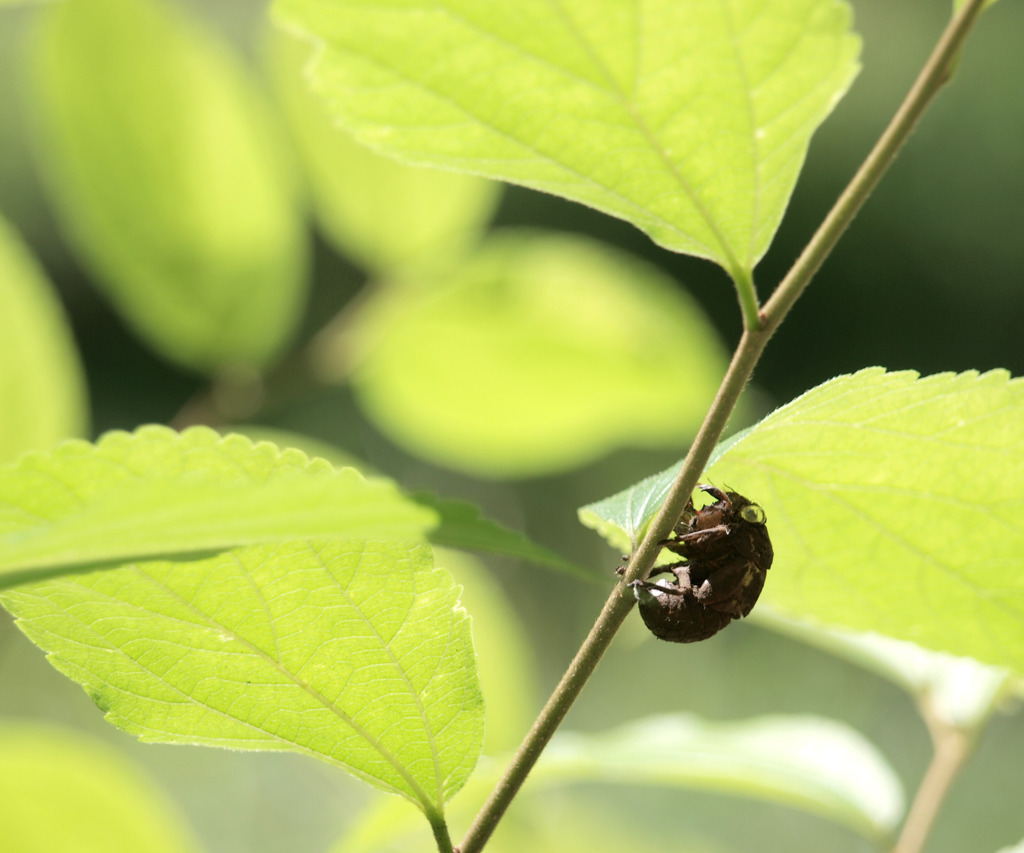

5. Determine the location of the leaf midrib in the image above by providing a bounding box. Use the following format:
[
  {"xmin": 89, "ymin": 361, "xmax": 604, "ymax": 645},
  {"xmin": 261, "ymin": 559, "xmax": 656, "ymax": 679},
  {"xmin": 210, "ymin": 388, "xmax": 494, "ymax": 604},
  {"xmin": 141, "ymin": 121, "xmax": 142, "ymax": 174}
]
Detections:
[{"xmin": 317, "ymin": 0, "xmax": 770, "ymax": 268}]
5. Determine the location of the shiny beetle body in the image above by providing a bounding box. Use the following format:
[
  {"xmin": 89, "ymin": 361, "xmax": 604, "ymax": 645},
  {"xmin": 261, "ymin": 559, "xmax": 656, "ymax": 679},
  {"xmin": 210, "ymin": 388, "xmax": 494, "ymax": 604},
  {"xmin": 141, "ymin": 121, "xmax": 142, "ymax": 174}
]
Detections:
[{"xmin": 629, "ymin": 486, "xmax": 773, "ymax": 643}]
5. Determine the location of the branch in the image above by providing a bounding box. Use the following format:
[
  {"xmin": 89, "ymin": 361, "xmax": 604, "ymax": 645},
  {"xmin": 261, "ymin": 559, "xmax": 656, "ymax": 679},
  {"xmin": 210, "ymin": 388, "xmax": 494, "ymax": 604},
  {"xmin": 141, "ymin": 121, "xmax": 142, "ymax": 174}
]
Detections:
[
  {"xmin": 890, "ymin": 700, "xmax": 974, "ymax": 853},
  {"xmin": 759, "ymin": 0, "xmax": 989, "ymax": 334},
  {"xmin": 458, "ymin": 2, "xmax": 991, "ymax": 850},
  {"xmin": 458, "ymin": 327, "xmax": 766, "ymax": 853}
]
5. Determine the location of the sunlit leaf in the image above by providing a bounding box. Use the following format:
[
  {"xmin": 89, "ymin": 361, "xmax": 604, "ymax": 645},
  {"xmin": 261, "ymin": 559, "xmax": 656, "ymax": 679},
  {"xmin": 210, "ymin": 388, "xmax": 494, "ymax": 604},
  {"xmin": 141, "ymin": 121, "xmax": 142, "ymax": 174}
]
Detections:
[
  {"xmin": 332, "ymin": 230, "xmax": 726, "ymax": 477},
  {"xmin": 0, "ymin": 541, "xmax": 484, "ymax": 810},
  {"xmin": 436, "ymin": 549, "xmax": 535, "ymax": 754},
  {"xmin": 31, "ymin": 0, "xmax": 306, "ymax": 371},
  {"xmin": 582, "ymin": 369, "xmax": 1024, "ymax": 673},
  {"xmin": 225, "ymin": 427, "xmax": 595, "ymax": 579},
  {"xmin": 419, "ymin": 494, "xmax": 597, "ymax": 583},
  {"xmin": 756, "ymin": 609, "xmax": 1014, "ymax": 729},
  {"xmin": 0, "ymin": 425, "xmax": 435, "ymax": 588},
  {"xmin": 0, "ymin": 723, "xmax": 201, "ymax": 853},
  {"xmin": 267, "ymin": 27, "xmax": 499, "ymax": 274},
  {"xmin": 224, "ymin": 424, "xmax": 366, "ymax": 470},
  {"xmin": 0, "ymin": 215, "xmax": 87, "ymax": 463},
  {"xmin": 272, "ymin": 0, "xmax": 860, "ymax": 279}
]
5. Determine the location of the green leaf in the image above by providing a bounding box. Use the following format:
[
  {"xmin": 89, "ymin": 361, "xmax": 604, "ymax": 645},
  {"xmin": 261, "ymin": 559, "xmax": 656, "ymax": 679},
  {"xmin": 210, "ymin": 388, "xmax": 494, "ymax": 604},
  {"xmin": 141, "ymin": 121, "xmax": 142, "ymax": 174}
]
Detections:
[
  {"xmin": 266, "ymin": 27, "xmax": 500, "ymax": 274},
  {"xmin": 583, "ymin": 369, "xmax": 1024, "ymax": 673},
  {"xmin": 337, "ymin": 792, "xmax": 697, "ymax": 853},
  {"xmin": 538, "ymin": 714, "xmax": 903, "ymax": 844},
  {"xmin": 0, "ymin": 723, "xmax": 201, "ymax": 853},
  {"xmin": 335, "ymin": 230, "xmax": 727, "ymax": 477},
  {"xmin": 0, "ymin": 215, "xmax": 88, "ymax": 464},
  {"xmin": 0, "ymin": 425, "xmax": 435, "ymax": 588},
  {"xmin": 336, "ymin": 712, "xmax": 904, "ymax": 849},
  {"xmin": 435, "ymin": 549, "xmax": 535, "ymax": 754},
  {"xmin": 711, "ymin": 368, "xmax": 1024, "ymax": 672},
  {"xmin": 757, "ymin": 610, "xmax": 1013, "ymax": 730},
  {"xmin": 31, "ymin": 0, "xmax": 307, "ymax": 372},
  {"xmin": 578, "ymin": 429, "xmax": 747, "ymax": 549},
  {"xmin": 418, "ymin": 494, "xmax": 598, "ymax": 583},
  {"xmin": 223, "ymin": 424, "xmax": 366, "ymax": 470},
  {"xmin": 226, "ymin": 427, "xmax": 597, "ymax": 579},
  {"xmin": 0, "ymin": 541, "xmax": 484, "ymax": 811},
  {"xmin": 272, "ymin": 0, "xmax": 860, "ymax": 279}
]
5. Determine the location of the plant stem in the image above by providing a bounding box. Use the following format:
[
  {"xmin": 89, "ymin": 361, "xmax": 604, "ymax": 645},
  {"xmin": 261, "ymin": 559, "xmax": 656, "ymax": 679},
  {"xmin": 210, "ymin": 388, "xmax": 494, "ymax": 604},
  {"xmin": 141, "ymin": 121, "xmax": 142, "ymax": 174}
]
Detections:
[
  {"xmin": 733, "ymin": 266, "xmax": 764, "ymax": 332},
  {"xmin": 891, "ymin": 702, "xmax": 974, "ymax": 853},
  {"xmin": 760, "ymin": 0, "xmax": 988, "ymax": 333},
  {"xmin": 427, "ymin": 807, "xmax": 455, "ymax": 853},
  {"xmin": 458, "ymin": 3, "xmax": 991, "ymax": 851},
  {"xmin": 458, "ymin": 317, "xmax": 771, "ymax": 853},
  {"xmin": 457, "ymin": 328, "xmax": 769, "ymax": 853}
]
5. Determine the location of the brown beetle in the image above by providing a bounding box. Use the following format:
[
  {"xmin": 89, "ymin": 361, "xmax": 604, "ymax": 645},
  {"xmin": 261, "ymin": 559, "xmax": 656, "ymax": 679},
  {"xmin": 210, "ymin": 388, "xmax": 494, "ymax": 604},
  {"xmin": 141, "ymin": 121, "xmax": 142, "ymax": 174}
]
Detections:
[{"xmin": 628, "ymin": 485, "xmax": 773, "ymax": 642}]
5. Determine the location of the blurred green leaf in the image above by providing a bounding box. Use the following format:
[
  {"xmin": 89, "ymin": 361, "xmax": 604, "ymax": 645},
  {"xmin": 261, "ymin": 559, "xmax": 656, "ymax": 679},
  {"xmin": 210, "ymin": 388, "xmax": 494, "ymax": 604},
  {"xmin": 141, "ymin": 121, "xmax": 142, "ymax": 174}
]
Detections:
[
  {"xmin": 336, "ymin": 712, "xmax": 903, "ymax": 850},
  {"xmin": 476, "ymin": 805, "xmax": 710, "ymax": 853},
  {"xmin": 757, "ymin": 609, "xmax": 1014, "ymax": 730},
  {"xmin": 266, "ymin": 27, "xmax": 499, "ymax": 275},
  {"xmin": 31, "ymin": 0, "xmax": 306, "ymax": 372},
  {"xmin": 334, "ymin": 230, "xmax": 726, "ymax": 477},
  {"xmin": 996, "ymin": 839, "xmax": 1024, "ymax": 853},
  {"xmin": 0, "ymin": 425, "xmax": 435, "ymax": 588},
  {"xmin": 538, "ymin": 714, "xmax": 903, "ymax": 844},
  {"xmin": 337, "ymin": 790, "xmax": 706, "ymax": 853},
  {"xmin": 0, "ymin": 215, "xmax": 87, "ymax": 464},
  {"xmin": 582, "ymin": 369, "xmax": 1024, "ymax": 673},
  {"xmin": 418, "ymin": 494, "xmax": 597, "ymax": 583},
  {"xmin": 0, "ymin": 541, "xmax": 484, "ymax": 811},
  {"xmin": 436, "ymin": 549, "xmax": 535, "ymax": 754},
  {"xmin": 0, "ymin": 723, "xmax": 202, "ymax": 853},
  {"xmin": 272, "ymin": 0, "xmax": 859, "ymax": 280}
]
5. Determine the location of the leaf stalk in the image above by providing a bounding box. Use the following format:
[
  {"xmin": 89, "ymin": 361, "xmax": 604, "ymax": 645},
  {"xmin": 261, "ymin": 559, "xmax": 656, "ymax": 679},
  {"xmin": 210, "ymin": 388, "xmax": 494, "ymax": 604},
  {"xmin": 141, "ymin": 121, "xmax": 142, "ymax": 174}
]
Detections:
[
  {"xmin": 733, "ymin": 266, "xmax": 763, "ymax": 331},
  {"xmin": 426, "ymin": 807, "xmax": 455, "ymax": 853}
]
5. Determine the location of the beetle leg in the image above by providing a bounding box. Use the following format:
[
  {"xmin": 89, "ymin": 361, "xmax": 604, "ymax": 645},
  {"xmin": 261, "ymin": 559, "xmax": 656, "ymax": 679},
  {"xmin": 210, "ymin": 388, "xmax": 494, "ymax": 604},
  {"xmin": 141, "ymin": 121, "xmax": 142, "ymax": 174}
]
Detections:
[
  {"xmin": 672, "ymin": 523, "xmax": 731, "ymax": 543},
  {"xmin": 698, "ymin": 484, "xmax": 731, "ymax": 506},
  {"xmin": 655, "ymin": 557, "xmax": 696, "ymax": 577},
  {"xmin": 666, "ymin": 562, "xmax": 693, "ymax": 587},
  {"xmin": 631, "ymin": 560, "xmax": 694, "ymax": 592},
  {"xmin": 694, "ymin": 578, "xmax": 714, "ymax": 601},
  {"xmin": 629, "ymin": 579, "xmax": 692, "ymax": 598}
]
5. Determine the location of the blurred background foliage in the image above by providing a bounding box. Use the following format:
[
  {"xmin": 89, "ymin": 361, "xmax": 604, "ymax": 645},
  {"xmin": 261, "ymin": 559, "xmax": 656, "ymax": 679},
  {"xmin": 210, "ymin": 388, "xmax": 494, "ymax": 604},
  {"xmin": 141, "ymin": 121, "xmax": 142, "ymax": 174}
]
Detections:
[{"xmin": 0, "ymin": 0, "xmax": 1022, "ymax": 852}]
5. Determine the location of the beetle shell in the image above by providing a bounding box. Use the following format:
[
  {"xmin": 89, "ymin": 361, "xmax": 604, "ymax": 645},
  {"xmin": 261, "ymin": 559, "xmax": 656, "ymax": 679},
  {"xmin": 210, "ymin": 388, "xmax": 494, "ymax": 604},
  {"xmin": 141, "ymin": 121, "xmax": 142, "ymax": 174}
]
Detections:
[
  {"xmin": 631, "ymin": 577, "xmax": 735, "ymax": 642},
  {"xmin": 630, "ymin": 486, "xmax": 773, "ymax": 643}
]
